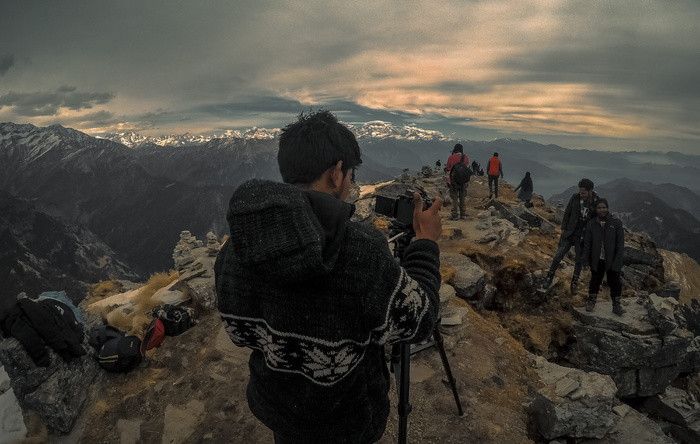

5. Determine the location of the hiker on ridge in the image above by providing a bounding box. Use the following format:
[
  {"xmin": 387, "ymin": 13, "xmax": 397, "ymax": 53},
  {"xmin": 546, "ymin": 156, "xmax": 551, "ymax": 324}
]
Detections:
[
  {"xmin": 444, "ymin": 143, "xmax": 471, "ymax": 220},
  {"xmin": 215, "ymin": 110, "xmax": 443, "ymax": 444},
  {"xmin": 543, "ymin": 178, "xmax": 598, "ymax": 294},
  {"xmin": 486, "ymin": 152, "xmax": 504, "ymax": 199},
  {"xmin": 582, "ymin": 198, "xmax": 625, "ymax": 316},
  {"xmin": 513, "ymin": 172, "xmax": 534, "ymax": 208}
]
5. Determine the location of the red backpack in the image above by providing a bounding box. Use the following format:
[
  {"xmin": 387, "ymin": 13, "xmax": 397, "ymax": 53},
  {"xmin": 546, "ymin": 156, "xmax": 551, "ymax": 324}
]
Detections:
[{"xmin": 140, "ymin": 318, "xmax": 165, "ymax": 355}]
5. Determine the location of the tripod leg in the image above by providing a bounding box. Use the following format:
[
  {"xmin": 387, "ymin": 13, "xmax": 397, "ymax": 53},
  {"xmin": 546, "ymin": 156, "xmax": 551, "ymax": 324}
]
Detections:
[
  {"xmin": 433, "ymin": 327, "xmax": 464, "ymax": 416},
  {"xmin": 391, "ymin": 343, "xmax": 412, "ymax": 444}
]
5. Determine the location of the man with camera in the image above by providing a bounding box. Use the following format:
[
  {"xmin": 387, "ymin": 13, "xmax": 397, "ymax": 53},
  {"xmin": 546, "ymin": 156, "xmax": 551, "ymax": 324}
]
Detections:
[{"xmin": 215, "ymin": 110, "xmax": 443, "ymax": 444}]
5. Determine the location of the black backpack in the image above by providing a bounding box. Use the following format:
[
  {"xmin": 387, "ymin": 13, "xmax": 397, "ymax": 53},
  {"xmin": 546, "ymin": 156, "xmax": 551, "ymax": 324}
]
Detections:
[
  {"xmin": 152, "ymin": 304, "xmax": 194, "ymax": 336},
  {"xmin": 89, "ymin": 324, "xmax": 142, "ymax": 373},
  {"xmin": 450, "ymin": 154, "xmax": 472, "ymax": 186}
]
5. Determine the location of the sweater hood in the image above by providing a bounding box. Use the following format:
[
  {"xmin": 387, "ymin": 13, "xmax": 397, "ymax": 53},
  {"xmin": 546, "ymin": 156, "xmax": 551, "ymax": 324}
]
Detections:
[{"xmin": 226, "ymin": 179, "xmax": 354, "ymax": 282}]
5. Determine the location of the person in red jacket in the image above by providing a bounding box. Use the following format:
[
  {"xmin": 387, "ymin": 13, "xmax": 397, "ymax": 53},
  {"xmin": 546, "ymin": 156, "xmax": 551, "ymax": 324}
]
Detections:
[
  {"xmin": 444, "ymin": 143, "xmax": 470, "ymax": 220},
  {"xmin": 487, "ymin": 152, "xmax": 504, "ymax": 199}
]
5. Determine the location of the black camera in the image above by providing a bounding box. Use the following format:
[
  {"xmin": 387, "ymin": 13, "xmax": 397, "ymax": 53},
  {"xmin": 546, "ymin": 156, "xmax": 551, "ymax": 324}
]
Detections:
[{"xmin": 374, "ymin": 188, "xmax": 432, "ymax": 227}]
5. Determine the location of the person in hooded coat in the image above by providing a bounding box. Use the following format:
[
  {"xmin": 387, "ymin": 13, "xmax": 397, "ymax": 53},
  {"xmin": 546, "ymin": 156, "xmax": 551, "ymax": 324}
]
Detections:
[
  {"xmin": 513, "ymin": 172, "xmax": 534, "ymax": 207},
  {"xmin": 215, "ymin": 110, "xmax": 443, "ymax": 444}
]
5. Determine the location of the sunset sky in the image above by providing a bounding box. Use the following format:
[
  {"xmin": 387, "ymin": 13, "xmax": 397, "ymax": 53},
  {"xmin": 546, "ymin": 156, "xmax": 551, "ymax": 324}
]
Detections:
[{"xmin": 2, "ymin": 0, "xmax": 699, "ymax": 154}]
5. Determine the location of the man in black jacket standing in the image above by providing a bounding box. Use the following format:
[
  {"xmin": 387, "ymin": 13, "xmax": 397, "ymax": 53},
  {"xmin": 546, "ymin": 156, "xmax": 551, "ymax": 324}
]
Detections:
[
  {"xmin": 215, "ymin": 110, "xmax": 443, "ymax": 444},
  {"xmin": 543, "ymin": 178, "xmax": 598, "ymax": 293},
  {"xmin": 582, "ymin": 199, "xmax": 625, "ymax": 315}
]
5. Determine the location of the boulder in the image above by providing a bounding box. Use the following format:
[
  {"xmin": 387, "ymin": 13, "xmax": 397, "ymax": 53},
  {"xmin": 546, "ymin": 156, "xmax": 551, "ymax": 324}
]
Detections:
[
  {"xmin": 642, "ymin": 387, "xmax": 700, "ymax": 444},
  {"xmin": 599, "ymin": 404, "xmax": 677, "ymax": 444},
  {"xmin": 440, "ymin": 253, "xmax": 486, "ymax": 301},
  {"xmin": 566, "ymin": 296, "xmax": 694, "ymax": 397},
  {"xmin": 528, "ymin": 356, "xmax": 617, "ymax": 439},
  {"xmin": 0, "ymin": 336, "xmax": 98, "ymax": 433}
]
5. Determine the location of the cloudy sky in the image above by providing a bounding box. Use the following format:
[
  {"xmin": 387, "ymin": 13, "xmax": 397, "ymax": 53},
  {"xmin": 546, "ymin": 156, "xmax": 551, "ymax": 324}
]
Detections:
[{"xmin": 2, "ymin": 0, "xmax": 699, "ymax": 154}]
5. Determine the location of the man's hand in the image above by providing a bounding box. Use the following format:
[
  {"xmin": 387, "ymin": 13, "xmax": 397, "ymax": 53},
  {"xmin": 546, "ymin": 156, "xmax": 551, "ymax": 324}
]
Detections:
[{"xmin": 412, "ymin": 192, "xmax": 443, "ymax": 242}]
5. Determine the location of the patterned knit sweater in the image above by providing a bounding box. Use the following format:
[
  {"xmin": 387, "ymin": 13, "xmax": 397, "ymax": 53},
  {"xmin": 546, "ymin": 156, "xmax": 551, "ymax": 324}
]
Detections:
[{"xmin": 215, "ymin": 180, "xmax": 441, "ymax": 443}]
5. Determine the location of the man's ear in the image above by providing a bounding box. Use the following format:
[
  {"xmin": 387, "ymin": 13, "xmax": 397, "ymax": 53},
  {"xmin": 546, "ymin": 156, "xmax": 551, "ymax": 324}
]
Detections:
[{"xmin": 329, "ymin": 160, "xmax": 345, "ymax": 190}]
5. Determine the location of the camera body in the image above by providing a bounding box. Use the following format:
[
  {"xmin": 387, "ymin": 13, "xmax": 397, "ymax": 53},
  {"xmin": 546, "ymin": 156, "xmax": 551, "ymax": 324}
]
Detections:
[{"xmin": 374, "ymin": 189, "xmax": 432, "ymax": 227}]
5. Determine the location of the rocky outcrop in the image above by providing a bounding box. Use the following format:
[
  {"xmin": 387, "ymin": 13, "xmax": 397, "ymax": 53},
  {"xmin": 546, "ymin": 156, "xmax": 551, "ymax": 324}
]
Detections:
[
  {"xmin": 0, "ymin": 335, "xmax": 98, "ymax": 433},
  {"xmin": 622, "ymin": 231, "xmax": 665, "ymax": 292},
  {"xmin": 602, "ymin": 404, "xmax": 678, "ymax": 444},
  {"xmin": 642, "ymin": 386, "xmax": 700, "ymax": 444},
  {"xmin": 566, "ymin": 294, "xmax": 696, "ymax": 398},
  {"xmin": 172, "ymin": 231, "xmax": 220, "ymax": 309},
  {"xmin": 528, "ymin": 355, "xmax": 618, "ymax": 439},
  {"xmin": 0, "ymin": 366, "xmax": 27, "ymax": 442},
  {"xmin": 440, "ymin": 252, "xmax": 487, "ymax": 303}
]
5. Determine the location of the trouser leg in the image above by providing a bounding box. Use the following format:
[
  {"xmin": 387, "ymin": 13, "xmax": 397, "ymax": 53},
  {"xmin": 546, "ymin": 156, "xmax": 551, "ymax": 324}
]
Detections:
[
  {"xmin": 494, "ymin": 177, "xmax": 499, "ymax": 198},
  {"xmin": 573, "ymin": 236, "xmax": 584, "ymax": 277},
  {"xmin": 549, "ymin": 237, "xmax": 574, "ymax": 274},
  {"xmin": 449, "ymin": 185, "xmax": 459, "ymax": 217},
  {"xmin": 488, "ymin": 176, "xmax": 494, "ymax": 197},
  {"xmin": 588, "ymin": 261, "xmax": 605, "ymax": 295},
  {"xmin": 459, "ymin": 184, "xmax": 467, "ymax": 217}
]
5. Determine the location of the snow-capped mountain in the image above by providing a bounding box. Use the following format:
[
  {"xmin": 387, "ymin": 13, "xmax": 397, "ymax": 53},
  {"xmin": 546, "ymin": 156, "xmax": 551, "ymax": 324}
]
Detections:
[
  {"xmin": 99, "ymin": 127, "xmax": 279, "ymax": 149},
  {"xmin": 348, "ymin": 121, "xmax": 448, "ymax": 141},
  {"xmin": 98, "ymin": 121, "xmax": 443, "ymax": 149}
]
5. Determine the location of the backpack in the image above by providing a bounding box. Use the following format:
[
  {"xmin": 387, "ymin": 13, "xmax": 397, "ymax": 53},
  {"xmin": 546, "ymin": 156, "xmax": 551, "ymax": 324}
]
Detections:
[
  {"xmin": 90, "ymin": 324, "xmax": 142, "ymax": 373},
  {"xmin": 152, "ymin": 304, "xmax": 194, "ymax": 336},
  {"xmin": 140, "ymin": 318, "xmax": 165, "ymax": 355},
  {"xmin": 450, "ymin": 154, "xmax": 472, "ymax": 186}
]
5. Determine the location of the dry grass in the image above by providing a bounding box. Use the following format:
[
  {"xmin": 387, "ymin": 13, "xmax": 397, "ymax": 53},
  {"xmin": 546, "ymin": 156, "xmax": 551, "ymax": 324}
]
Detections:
[
  {"xmin": 85, "ymin": 280, "xmax": 122, "ymax": 305},
  {"xmin": 93, "ymin": 271, "xmax": 180, "ymax": 336},
  {"xmin": 16, "ymin": 411, "xmax": 48, "ymax": 444},
  {"xmin": 373, "ymin": 218, "xmax": 390, "ymax": 231},
  {"xmin": 440, "ymin": 265, "xmax": 455, "ymax": 283}
]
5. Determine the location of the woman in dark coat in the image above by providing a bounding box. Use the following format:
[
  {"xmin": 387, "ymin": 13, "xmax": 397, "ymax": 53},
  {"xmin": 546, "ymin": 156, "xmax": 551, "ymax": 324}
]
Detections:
[{"xmin": 514, "ymin": 172, "xmax": 534, "ymax": 207}]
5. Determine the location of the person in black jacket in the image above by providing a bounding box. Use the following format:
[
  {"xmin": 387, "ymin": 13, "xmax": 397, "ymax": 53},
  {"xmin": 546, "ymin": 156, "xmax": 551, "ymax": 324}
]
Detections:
[
  {"xmin": 513, "ymin": 172, "xmax": 534, "ymax": 207},
  {"xmin": 215, "ymin": 110, "xmax": 443, "ymax": 444},
  {"xmin": 582, "ymin": 199, "xmax": 625, "ymax": 315},
  {"xmin": 543, "ymin": 178, "xmax": 598, "ymax": 293}
]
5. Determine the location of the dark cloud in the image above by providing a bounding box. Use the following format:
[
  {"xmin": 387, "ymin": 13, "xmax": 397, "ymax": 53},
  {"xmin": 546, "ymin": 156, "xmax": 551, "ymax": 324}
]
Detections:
[
  {"xmin": 0, "ymin": 54, "xmax": 14, "ymax": 75},
  {"xmin": 0, "ymin": 87, "xmax": 115, "ymax": 116}
]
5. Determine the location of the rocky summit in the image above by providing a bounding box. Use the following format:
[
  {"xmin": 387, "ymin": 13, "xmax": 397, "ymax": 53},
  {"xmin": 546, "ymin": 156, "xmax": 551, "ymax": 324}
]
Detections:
[{"xmin": 1, "ymin": 170, "xmax": 700, "ymax": 444}]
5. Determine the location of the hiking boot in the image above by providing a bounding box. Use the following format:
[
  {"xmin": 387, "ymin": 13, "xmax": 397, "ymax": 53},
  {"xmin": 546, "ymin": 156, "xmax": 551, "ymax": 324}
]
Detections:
[
  {"xmin": 585, "ymin": 293, "xmax": 597, "ymax": 312},
  {"xmin": 460, "ymin": 213, "xmax": 467, "ymax": 219},
  {"xmin": 543, "ymin": 271, "xmax": 555, "ymax": 289},
  {"xmin": 449, "ymin": 214, "xmax": 459, "ymax": 221},
  {"xmin": 612, "ymin": 298, "xmax": 626, "ymax": 316},
  {"xmin": 570, "ymin": 275, "xmax": 580, "ymax": 295}
]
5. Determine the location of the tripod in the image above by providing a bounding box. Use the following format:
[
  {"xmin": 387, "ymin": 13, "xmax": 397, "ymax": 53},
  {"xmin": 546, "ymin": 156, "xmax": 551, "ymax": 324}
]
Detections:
[{"xmin": 387, "ymin": 224, "xmax": 464, "ymax": 444}]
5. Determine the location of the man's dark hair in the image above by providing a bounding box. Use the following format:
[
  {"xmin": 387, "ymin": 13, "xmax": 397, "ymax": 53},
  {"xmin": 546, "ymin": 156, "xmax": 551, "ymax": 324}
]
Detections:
[
  {"xmin": 453, "ymin": 143, "xmax": 463, "ymax": 153},
  {"xmin": 493, "ymin": 152, "xmax": 499, "ymax": 156},
  {"xmin": 578, "ymin": 178, "xmax": 594, "ymax": 190},
  {"xmin": 597, "ymin": 198, "xmax": 609, "ymax": 208},
  {"xmin": 278, "ymin": 110, "xmax": 362, "ymax": 185}
]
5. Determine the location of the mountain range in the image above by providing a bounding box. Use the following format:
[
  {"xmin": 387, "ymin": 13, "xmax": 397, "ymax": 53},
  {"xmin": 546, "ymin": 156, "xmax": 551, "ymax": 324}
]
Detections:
[
  {"xmin": 1, "ymin": 120, "xmax": 699, "ymax": 302},
  {"xmin": 0, "ymin": 191, "xmax": 137, "ymax": 314}
]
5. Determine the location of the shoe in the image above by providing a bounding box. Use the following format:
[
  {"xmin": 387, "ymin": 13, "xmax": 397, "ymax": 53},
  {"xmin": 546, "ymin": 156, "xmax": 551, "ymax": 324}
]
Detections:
[
  {"xmin": 612, "ymin": 297, "xmax": 625, "ymax": 316},
  {"xmin": 449, "ymin": 215, "xmax": 459, "ymax": 221},
  {"xmin": 460, "ymin": 213, "xmax": 467, "ymax": 219},
  {"xmin": 570, "ymin": 276, "xmax": 579, "ymax": 295},
  {"xmin": 543, "ymin": 271, "xmax": 555, "ymax": 289},
  {"xmin": 585, "ymin": 294, "xmax": 597, "ymax": 312}
]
